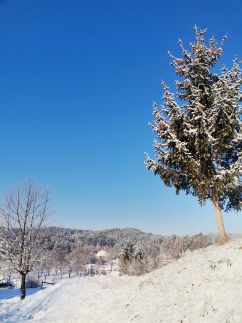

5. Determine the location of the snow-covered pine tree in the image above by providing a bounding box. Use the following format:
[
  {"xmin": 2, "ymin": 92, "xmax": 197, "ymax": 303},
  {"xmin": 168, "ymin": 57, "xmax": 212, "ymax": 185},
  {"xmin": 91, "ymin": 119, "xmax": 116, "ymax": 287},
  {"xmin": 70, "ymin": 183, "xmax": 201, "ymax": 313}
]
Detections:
[
  {"xmin": 119, "ymin": 241, "xmax": 135, "ymax": 275},
  {"xmin": 119, "ymin": 241, "xmax": 149, "ymax": 275},
  {"xmin": 145, "ymin": 27, "xmax": 242, "ymax": 244}
]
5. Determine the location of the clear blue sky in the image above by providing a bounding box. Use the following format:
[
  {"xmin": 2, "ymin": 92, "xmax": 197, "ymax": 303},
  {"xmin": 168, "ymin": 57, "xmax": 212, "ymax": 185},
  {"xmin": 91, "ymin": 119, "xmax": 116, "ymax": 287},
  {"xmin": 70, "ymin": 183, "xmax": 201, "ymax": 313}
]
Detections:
[{"xmin": 0, "ymin": 0, "xmax": 241, "ymax": 234}]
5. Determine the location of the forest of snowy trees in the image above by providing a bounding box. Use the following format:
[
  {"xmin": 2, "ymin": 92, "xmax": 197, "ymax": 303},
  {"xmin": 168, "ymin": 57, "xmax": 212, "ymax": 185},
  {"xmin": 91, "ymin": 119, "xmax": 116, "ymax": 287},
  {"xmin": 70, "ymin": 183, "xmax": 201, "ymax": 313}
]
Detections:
[{"xmin": 0, "ymin": 225, "xmax": 216, "ymax": 283}]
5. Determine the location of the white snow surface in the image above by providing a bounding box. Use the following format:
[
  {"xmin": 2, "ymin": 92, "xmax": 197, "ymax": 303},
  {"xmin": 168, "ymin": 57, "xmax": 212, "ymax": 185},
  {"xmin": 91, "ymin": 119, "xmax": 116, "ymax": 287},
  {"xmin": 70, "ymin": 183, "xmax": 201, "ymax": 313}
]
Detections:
[{"xmin": 1, "ymin": 238, "xmax": 242, "ymax": 323}]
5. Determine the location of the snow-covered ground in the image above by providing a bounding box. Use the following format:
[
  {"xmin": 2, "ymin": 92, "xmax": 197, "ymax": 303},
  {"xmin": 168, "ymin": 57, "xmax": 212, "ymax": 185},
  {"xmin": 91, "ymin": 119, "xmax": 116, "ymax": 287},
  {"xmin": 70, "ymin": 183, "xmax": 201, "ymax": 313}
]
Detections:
[{"xmin": 1, "ymin": 238, "xmax": 242, "ymax": 322}]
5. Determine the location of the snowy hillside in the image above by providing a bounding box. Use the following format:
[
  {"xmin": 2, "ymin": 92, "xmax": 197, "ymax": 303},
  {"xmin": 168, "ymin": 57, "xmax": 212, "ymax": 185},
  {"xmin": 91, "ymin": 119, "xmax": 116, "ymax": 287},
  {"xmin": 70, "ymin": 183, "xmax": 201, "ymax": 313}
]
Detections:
[{"xmin": 1, "ymin": 238, "xmax": 242, "ymax": 322}]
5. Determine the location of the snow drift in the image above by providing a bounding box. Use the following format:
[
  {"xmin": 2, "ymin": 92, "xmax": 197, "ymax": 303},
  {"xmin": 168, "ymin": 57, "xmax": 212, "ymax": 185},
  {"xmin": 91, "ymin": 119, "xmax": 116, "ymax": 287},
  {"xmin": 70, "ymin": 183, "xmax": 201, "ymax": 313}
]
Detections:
[{"xmin": 1, "ymin": 238, "xmax": 242, "ymax": 322}]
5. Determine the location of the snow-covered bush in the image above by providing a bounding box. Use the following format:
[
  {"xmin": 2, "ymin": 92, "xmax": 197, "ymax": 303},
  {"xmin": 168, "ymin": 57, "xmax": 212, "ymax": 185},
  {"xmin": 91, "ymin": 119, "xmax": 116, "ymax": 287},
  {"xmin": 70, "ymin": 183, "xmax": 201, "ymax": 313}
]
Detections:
[
  {"xmin": 119, "ymin": 242, "xmax": 149, "ymax": 276},
  {"xmin": 164, "ymin": 234, "xmax": 213, "ymax": 259}
]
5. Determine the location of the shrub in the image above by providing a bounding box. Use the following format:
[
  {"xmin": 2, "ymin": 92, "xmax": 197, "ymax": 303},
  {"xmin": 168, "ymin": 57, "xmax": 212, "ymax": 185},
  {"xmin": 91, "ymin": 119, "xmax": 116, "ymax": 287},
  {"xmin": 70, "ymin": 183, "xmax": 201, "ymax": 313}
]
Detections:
[
  {"xmin": 26, "ymin": 278, "xmax": 41, "ymax": 288},
  {"xmin": 0, "ymin": 280, "xmax": 14, "ymax": 288}
]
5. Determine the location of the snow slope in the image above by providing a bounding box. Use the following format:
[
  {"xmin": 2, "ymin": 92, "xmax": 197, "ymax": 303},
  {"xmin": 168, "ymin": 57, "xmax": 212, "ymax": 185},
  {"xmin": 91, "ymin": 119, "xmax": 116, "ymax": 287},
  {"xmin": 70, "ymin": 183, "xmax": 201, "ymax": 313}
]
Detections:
[{"xmin": 1, "ymin": 239, "xmax": 242, "ymax": 322}]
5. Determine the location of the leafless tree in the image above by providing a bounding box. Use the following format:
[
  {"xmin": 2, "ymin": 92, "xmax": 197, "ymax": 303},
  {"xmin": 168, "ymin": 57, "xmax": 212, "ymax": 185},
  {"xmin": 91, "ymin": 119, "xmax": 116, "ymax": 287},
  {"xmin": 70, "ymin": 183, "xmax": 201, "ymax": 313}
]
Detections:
[
  {"xmin": 0, "ymin": 180, "xmax": 50, "ymax": 300},
  {"xmin": 67, "ymin": 242, "xmax": 90, "ymax": 275}
]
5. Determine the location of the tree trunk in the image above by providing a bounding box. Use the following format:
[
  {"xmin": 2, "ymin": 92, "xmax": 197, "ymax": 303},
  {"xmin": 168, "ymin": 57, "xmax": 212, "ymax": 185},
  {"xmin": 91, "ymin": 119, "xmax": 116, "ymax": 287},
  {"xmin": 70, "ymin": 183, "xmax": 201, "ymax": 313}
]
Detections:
[
  {"xmin": 213, "ymin": 197, "xmax": 228, "ymax": 244},
  {"xmin": 20, "ymin": 273, "xmax": 26, "ymax": 300}
]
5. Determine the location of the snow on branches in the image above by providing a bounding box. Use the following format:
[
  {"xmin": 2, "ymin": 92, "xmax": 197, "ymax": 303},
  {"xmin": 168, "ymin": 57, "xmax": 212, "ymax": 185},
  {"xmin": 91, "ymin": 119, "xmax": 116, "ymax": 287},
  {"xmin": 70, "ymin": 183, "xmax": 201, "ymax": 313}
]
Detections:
[
  {"xmin": 0, "ymin": 180, "xmax": 50, "ymax": 299},
  {"xmin": 146, "ymin": 27, "xmax": 242, "ymax": 212}
]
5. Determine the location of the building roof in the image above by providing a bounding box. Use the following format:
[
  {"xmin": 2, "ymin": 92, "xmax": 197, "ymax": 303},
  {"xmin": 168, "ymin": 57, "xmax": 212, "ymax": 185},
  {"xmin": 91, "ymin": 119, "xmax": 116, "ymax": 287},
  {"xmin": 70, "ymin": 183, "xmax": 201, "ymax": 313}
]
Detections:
[{"xmin": 96, "ymin": 250, "xmax": 109, "ymax": 258}]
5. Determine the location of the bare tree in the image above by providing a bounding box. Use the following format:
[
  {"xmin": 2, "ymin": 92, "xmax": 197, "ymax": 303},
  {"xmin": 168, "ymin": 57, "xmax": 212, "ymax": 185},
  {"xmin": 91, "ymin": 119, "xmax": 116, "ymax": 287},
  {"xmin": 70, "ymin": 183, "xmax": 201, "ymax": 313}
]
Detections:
[
  {"xmin": 0, "ymin": 180, "xmax": 50, "ymax": 300},
  {"xmin": 67, "ymin": 242, "xmax": 90, "ymax": 275}
]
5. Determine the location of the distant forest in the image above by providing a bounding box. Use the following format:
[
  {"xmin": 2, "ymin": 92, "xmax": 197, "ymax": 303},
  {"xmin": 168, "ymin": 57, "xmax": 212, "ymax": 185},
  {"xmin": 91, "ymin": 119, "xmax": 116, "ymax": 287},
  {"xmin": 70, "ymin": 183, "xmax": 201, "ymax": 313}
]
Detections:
[{"xmin": 0, "ymin": 226, "xmax": 221, "ymax": 279}]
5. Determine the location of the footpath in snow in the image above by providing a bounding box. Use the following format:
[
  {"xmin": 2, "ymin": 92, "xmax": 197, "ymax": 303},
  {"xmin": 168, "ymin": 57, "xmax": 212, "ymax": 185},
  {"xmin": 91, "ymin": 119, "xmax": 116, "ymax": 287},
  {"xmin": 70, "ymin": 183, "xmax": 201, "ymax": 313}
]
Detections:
[{"xmin": 1, "ymin": 238, "xmax": 242, "ymax": 322}]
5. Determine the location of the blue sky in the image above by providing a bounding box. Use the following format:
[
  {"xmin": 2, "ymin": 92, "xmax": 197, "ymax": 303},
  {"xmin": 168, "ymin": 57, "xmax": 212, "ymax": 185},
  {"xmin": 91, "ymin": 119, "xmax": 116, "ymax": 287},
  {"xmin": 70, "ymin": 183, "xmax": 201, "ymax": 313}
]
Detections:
[{"xmin": 0, "ymin": 0, "xmax": 241, "ymax": 234}]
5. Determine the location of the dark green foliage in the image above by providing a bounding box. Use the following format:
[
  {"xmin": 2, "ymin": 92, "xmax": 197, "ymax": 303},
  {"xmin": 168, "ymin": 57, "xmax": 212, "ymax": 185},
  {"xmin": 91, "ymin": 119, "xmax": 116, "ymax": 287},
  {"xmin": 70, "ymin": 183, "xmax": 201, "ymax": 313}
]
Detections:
[{"xmin": 146, "ymin": 27, "xmax": 241, "ymax": 211}]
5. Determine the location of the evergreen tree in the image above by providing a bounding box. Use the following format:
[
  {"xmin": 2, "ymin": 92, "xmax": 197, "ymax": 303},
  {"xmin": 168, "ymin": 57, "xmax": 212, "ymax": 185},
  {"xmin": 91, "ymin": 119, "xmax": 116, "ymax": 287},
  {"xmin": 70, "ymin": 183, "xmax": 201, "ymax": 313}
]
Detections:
[
  {"xmin": 146, "ymin": 27, "xmax": 242, "ymax": 244},
  {"xmin": 119, "ymin": 241, "xmax": 135, "ymax": 275},
  {"xmin": 119, "ymin": 241, "xmax": 149, "ymax": 275}
]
